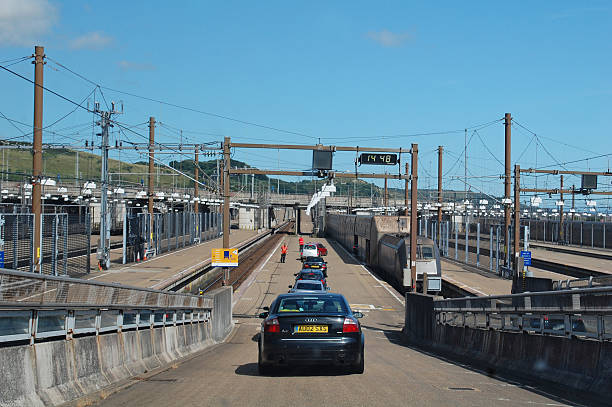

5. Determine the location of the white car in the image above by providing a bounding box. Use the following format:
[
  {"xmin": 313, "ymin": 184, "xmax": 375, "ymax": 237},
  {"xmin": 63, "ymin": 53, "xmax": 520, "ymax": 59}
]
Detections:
[
  {"xmin": 288, "ymin": 280, "xmax": 327, "ymax": 293},
  {"xmin": 301, "ymin": 243, "xmax": 318, "ymax": 259}
]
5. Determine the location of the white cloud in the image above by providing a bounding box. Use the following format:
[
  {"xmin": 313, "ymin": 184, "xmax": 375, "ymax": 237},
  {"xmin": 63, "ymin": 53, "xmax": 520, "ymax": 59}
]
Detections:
[
  {"xmin": 0, "ymin": 0, "xmax": 57, "ymax": 46},
  {"xmin": 367, "ymin": 30, "xmax": 413, "ymax": 48},
  {"xmin": 118, "ymin": 60, "xmax": 156, "ymax": 71},
  {"xmin": 69, "ymin": 31, "xmax": 113, "ymax": 50}
]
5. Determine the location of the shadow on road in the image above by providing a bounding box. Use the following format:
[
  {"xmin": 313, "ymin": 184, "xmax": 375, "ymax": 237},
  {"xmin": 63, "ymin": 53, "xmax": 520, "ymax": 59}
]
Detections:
[
  {"xmin": 235, "ymin": 362, "xmax": 354, "ymax": 377},
  {"xmin": 326, "ymin": 240, "xmax": 360, "ymax": 266}
]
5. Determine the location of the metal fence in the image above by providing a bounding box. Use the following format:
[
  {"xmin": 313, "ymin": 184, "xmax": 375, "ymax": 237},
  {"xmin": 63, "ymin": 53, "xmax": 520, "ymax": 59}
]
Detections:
[
  {"xmin": 421, "ymin": 217, "xmax": 513, "ymax": 278},
  {"xmin": 0, "ymin": 212, "xmax": 91, "ymax": 277},
  {"xmin": 522, "ymin": 219, "xmax": 611, "ymax": 249},
  {"xmin": 0, "ymin": 268, "xmax": 212, "ymax": 343},
  {"xmin": 123, "ymin": 211, "xmax": 221, "ymax": 264},
  {"xmin": 434, "ymin": 286, "xmax": 612, "ymax": 341}
]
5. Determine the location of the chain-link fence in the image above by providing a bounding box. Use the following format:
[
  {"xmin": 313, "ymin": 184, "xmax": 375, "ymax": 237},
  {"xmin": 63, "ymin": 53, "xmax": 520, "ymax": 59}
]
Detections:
[{"xmin": 123, "ymin": 211, "xmax": 221, "ymax": 264}]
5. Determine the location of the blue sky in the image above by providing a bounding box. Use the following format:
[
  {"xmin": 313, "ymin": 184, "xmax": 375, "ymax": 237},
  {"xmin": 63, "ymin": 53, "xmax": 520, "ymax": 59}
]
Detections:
[{"xmin": 0, "ymin": 1, "xmax": 611, "ymax": 208}]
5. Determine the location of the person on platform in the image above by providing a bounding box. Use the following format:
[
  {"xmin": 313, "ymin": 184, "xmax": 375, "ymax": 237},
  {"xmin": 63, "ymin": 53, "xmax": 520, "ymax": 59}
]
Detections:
[
  {"xmin": 280, "ymin": 243, "xmax": 288, "ymax": 263},
  {"xmin": 299, "ymin": 236, "xmax": 304, "ymax": 252}
]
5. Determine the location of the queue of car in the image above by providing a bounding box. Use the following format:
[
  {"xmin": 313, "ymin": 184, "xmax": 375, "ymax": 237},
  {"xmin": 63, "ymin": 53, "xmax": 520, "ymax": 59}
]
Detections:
[{"xmin": 258, "ymin": 240, "xmax": 365, "ymax": 376}]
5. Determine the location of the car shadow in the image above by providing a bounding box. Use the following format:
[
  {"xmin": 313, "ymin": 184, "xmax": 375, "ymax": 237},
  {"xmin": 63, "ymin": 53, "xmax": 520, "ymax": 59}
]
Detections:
[{"xmin": 235, "ymin": 363, "xmax": 353, "ymax": 377}]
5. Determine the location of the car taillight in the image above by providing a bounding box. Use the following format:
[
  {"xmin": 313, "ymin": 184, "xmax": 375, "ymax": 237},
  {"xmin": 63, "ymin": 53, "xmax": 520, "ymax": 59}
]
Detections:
[
  {"xmin": 304, "ymin": 264, "xmax": 310, "ymax": 268},
  {"xmin": 264, "ymin": 317, "xmax": 280, "ymax": 333},
  {"xmin": 343, "ymin": 317, "xmax": 359, "ymax": 333}
]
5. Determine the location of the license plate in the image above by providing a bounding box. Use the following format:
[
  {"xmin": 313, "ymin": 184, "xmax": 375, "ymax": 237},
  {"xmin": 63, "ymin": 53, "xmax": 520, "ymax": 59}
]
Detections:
[
  {"xmin": 310, "ymin": 265, "xmax": 320, "ymax": 268},
  {"xmin": 294, "ymin": 325, "xmax": 328, "ymax": 333}
]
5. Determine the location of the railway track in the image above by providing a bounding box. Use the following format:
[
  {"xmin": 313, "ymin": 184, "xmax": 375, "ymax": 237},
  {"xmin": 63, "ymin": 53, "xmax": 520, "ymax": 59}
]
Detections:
[
  {"xmin": 447, "ymin": 238, "xmax": 608, "ymax": 278},
  {"xmin": 198, "ymin": 222, "xmax": 293, "ymax": 293}
]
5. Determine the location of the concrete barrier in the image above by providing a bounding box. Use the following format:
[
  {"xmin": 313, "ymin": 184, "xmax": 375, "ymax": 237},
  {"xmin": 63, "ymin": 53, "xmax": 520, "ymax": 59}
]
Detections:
[
  {"xmin": 403, "ymin": 293, "xmax": 612, "ymax": 401},
  {"xmin": 0, "ymin": 287, "xmax": 234, "ymax": 407},
  {"xmin": 204, "ymin": 287, "xmax": 234, "ymax": 342}
]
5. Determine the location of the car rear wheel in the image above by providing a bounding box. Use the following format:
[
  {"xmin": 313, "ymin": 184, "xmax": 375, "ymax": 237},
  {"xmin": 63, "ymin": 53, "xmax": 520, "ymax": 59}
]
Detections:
[
  {"xmin": 351, "ymin": 348, "xmax": 364, "ymax": 374},
  {"xmin": 258, "ymin": 345, "xmax": 273, "ymax": 375}
]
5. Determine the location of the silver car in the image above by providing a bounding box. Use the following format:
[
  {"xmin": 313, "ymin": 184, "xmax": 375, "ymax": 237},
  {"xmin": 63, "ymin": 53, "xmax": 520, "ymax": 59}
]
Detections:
[{"xmin": 288, "ymin": 280, "xmax": 328, "ymax": 293}]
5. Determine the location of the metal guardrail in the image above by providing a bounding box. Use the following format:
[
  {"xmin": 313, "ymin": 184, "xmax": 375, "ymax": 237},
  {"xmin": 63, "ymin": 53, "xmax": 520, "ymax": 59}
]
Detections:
[
  {"xmin": 0, "ymin": 269, "xmax": 212, "ymax": 344},
  {"xmin": 553, "ymin": 275, "xmax": 612, "ymax": 290},
  {"xmin": 434, "ymin": 286, "xmax": 612, "ymax": 341}
]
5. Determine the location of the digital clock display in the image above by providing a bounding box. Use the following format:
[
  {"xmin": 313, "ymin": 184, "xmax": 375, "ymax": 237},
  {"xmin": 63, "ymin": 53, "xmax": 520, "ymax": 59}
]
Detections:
[{"xmin": 358, "ymin": 153, "xmax": 398, "ymax": 165}]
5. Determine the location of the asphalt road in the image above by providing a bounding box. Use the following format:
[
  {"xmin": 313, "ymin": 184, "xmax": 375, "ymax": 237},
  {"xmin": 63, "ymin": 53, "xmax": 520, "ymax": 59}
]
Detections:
[{"xmin": 95, "ymin": 235, "xmax": 579, "ymax": 407}]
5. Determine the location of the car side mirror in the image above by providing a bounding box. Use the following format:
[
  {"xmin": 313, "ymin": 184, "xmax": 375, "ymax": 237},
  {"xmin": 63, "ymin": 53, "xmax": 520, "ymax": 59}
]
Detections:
[
  {"xmin": 263, "ymin": 306, "xmax": 269, "ymax": 311},
  {"xmin": 353, "ymin": 312, "xmax": 364, "ymax": 319},
  {"xmin": 326, "ymin": 287, "xmax": 331, "ymax": 291},
  {"xmin": 293, "ymin": 273, "xmax": 297, "ymax": 276},
  {"xmin": 258, "ymin": 312, "xmax": 268, "ymax": 318},
  {"xmin": 288, "ymin": 285, "xmax": 292, "ymax": 288}
]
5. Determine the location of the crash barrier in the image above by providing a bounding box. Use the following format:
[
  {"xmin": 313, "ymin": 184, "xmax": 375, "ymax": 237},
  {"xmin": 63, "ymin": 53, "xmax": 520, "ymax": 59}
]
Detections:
[
  {"xmin": 404, "ymin": 288, "xmax": 612, "ymax": 401},
  {"xmin": 0, "ymin": 269, "xmax": 233, "ymax": 407}
]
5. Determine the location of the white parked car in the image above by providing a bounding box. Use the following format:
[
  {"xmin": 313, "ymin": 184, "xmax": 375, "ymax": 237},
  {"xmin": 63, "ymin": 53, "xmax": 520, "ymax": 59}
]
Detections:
[{"xmin": 301, "ymin": 243, "xmax": 318, "ymax": 259}]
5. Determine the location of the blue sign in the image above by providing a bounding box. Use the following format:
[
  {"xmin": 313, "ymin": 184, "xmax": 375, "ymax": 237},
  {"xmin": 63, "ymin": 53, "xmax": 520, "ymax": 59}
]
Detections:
[
  {"xmin": 0, "ymin": 251, "xmax": 4, "ymax": 268},
  {"xmin": 520, "ymin": 250, "xmax": 532, "ymax": 266}
]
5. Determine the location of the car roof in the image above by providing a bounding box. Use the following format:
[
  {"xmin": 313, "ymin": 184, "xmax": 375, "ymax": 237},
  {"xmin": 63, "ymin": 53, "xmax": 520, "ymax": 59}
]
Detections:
[{"xmin": 277, "ymin": 292, "xmax": 345, "ymax": 300}]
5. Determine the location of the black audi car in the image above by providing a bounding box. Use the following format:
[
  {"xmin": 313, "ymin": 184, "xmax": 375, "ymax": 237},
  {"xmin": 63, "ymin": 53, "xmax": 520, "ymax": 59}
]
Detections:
[
  {"xmin": 302, "ymin": 256, "xmax": 328, "ymax": 277},
  {"xmin": 257, "ymin": 293, "xmax": 364, "ymax": 375}
]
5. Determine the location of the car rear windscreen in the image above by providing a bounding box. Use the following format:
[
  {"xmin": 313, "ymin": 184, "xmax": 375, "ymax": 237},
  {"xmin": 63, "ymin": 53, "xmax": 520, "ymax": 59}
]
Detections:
[
  {"xmin": 276, "ymin": 297, "xmax": 348, "ymax": 313},
  {"xmin": 304, "ymin": 245, "xmax": 317, "ymax": 250},
  {"xmin": 299, "ymin": 272, "xmax": 323, "ymax": 280},
  {"xmin": 295, "ymin": 282, "xmax": 322, "ymax": 290}
]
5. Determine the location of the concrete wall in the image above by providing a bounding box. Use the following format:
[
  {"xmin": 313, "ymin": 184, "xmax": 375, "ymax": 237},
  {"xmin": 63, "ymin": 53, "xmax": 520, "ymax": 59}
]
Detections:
[
  {"xmin": 204, "ymin": 287, "xmax": 234, "ymax": 342},
  {"xmin": 403, "ymin": 293, "xmax": 612, "ymax": 401},
  {"xmin": 0, "ymin": 287, "xmax": 234, "ymax": 407}
]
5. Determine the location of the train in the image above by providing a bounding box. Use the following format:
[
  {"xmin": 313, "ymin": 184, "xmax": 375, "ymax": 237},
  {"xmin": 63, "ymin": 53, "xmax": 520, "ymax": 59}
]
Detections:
[{"xmin": 325, "ymin": 213, "xmax": 441, "ymax": 293}]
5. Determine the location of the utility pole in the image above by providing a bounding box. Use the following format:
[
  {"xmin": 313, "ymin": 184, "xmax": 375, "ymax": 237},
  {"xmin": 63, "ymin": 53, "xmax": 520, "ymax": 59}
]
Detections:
[
  {"xmin": 216, "ymin": 158, "xmax": 220, "ymax": 197},
  {"xmin": 410, "ymin": 144, "xmax": 418, "ymax": 291},
  {"xmin": 75, "ymin": 150, "xmax": 79, "ymax": 186},
  {"xmin": 384, "ymin": 177, "xmax": 388, "ymax": 208},
  {"xmin": 559, "ymin": 175, "xmax": 564, "ymax": 243},
  {"xmin": 194, "ymin": 145, "xmax": 199, "ymax": 213},
  {"xmin": 32, "ymin": 45, "xmax": 44, "ymax": 272},
  {"xmin": 504, "ymin": 113, "xmax": 512, "ymax": 266},
  {"xmin": 251, "ymin": 173, "xmax": 254, "ymax": 200},
  {"xmin": 464, "ymin": 128, "xmax": 467, "ymax": 201},
  {"xmin": 148, "ymin": 117, "xmax": 155, "ymax": 248},
  {"xmin": 94, "ymin": 102, "xmax": 121, "ymax": 270},
  {"xmin": 405, "ymin": 162, "xmax": 409, "ymax": 215},
  {"xmin": 513, "ymin": 164, "xmax": 520, "ymax": 273},
  {"xmin": 437, "ymin": 146, "xmax": 443, "ymax": 240},
  {"xmin": 222, "ymin": 137, "xmax": 231, "ymax": 250}
]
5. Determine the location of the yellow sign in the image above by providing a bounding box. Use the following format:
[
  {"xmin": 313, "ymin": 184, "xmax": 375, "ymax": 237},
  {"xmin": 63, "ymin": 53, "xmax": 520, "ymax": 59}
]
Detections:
[{"xmin": 211, "ymin": 248, "xmax": 238, "ymax": 267}]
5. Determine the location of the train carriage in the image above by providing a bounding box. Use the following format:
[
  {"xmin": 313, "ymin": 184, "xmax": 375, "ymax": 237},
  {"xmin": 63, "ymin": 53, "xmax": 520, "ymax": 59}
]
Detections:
[{"xmin": 325, "ymin": 213, "xmax": 441, "ymax": 293}]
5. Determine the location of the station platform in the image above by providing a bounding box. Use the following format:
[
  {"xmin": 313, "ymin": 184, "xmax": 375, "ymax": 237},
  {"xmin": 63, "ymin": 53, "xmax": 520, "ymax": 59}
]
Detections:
[
  {"xmin": 441, "ymin": 260, "xmax": 511, "ymax": 296},
  {"xmin": 529, "ymin": 245, "xmax": 612, "ymax": 275},
  {"xmin": 95, "ymin": 234, "xmax": 569, "ymax": 407},
  {"xmin": 85, "ymin": 229, "xmax": 260, "ymax": 289}
]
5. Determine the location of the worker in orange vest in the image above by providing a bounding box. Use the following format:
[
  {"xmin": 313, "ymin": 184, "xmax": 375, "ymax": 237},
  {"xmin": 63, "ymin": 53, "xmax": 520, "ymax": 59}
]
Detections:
[
  {"xmin": 298, "ymin": 236, "xmax": 304, "ymax": 252},
  {"xmin": 280, "ymin": 243, "xmax": 288, "ymax": 263}
]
